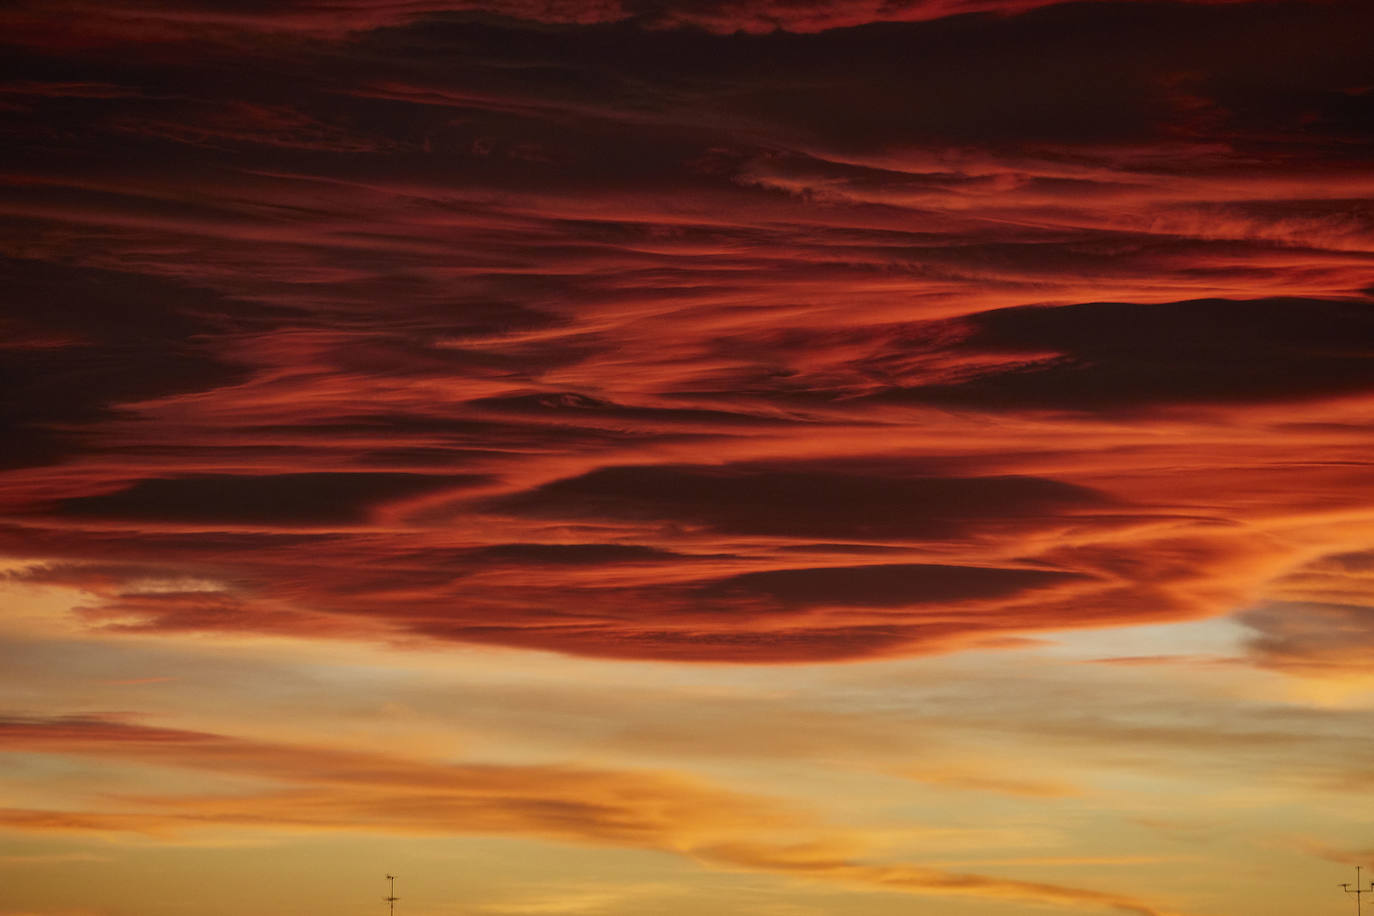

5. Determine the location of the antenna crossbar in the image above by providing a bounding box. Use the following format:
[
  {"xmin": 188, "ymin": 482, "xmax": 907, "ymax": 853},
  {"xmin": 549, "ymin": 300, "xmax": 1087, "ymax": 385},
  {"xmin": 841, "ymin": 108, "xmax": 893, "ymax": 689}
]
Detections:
[{"xmin": 1340, "ymin": 866, "xmax": 1374, "ymax": 916}]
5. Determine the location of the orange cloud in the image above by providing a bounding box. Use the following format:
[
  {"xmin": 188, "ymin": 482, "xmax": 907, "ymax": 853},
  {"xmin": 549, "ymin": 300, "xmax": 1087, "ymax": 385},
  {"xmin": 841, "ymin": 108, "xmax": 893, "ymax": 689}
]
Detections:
[
  {"xmin": 697, "ymin": 842, "xmax": 1195, "ymax": 916},
  {"xmin": 0, "ymin": 716, "xmax": 1195, "ymax": 915},
  {"xmin": 1, "ymin": 0, "xmax": 1373, "ymax": 671}
]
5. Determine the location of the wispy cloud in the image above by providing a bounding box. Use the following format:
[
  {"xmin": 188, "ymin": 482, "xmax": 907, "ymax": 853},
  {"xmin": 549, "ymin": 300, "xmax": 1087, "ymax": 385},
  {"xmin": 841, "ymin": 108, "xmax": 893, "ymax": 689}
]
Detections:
[{"xmin": 0, "ymin": 715, "xmax": 1197, "ymax": 915}]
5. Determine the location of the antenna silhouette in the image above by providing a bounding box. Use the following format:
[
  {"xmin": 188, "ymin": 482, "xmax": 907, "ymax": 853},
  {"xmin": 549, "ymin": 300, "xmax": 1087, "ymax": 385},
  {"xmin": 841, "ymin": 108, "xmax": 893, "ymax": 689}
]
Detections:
[
  {"xmin": 1339, "ymin": 865, "xmax": 1373, "ymax": 916},
  {"xmin": 384, "ymin": 874, "xmax": 399, "ymax": 916}
]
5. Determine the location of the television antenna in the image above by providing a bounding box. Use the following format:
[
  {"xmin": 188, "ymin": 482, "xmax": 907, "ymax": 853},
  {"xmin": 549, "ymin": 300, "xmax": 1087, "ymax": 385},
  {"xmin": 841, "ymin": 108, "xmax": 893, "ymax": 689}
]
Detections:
[
  {"xmin": 1340, "ymin": 866, "xmax": 1374, "ymax": 916},
  {"xmin": 384, "ymin": 874, "xmax": 399, "ymax": 916}
]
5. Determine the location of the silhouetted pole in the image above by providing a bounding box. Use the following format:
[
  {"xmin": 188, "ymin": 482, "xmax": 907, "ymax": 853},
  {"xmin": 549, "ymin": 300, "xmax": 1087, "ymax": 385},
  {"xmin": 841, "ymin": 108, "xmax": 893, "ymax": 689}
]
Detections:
[
  {"xmin": 1340, "ymin": 866, "xmax": 1373, "ymax": 916},
  {"xmin": 384, "ymin": 874, "xmax": 399, "ymax": 916}
]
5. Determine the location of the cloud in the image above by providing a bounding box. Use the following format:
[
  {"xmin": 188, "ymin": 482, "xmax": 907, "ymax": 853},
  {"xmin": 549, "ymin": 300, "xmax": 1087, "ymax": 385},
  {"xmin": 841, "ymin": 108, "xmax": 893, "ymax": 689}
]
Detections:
[
  {"xmin": 0, "ymin": 456, "xmax": 1352, "ymax": 663},
  {"xmin": 1233, "ymin": 550, "xmax": 1374, "ymax": 677},
  {"xmin": 695, "ymin": 562, "xmax": 1089, "ymax": 608},
  {"xmin": 696, "ymin": 842, "xmax": 1189, "ymax": 916},
  {"xmin": 0, "ymin": 714, "xmax": 794, "ymax": 845},
  {"xmin": 0, "ymin": 715, "xmax": 1194, "ymax": 916},
  {"xmin": 1, "ymin": 0, "xmax": 1373, "ymax": 670},
  {"xmin": 871, "ymin": 296, "xmax": 1374, "ymax": 411},
  {"xmin": 0, "ymin": 258, "xmax": 256, "ymax": 469},
  {"xmin": 0, "ymin": 0, "xmax": 1312, "ymax": 51},
  {"xmin": 486, "ymin": 463, "xmax": 1110, "ymax": 540},
  {"xmin": 467, "ymin": 391, "xmax": 798, "ymax": 430},
  {"xmin": 1240, "ymin": 601, "xmax": 1374, "ymax": 678},
  {"xmin": 891, "ymin": 765, "xmax": 1080, "ymax": 798},
  {"xmin": 52, "ymin": 472, "xmax": 490, "ymax": 526},
  {"xmin": 1294, "ymin": 839, "xmax": 1374, "ymax": 868},
  {"xmin": 464, "ymin": 542, "xmax": 700, "ymax": 565}
]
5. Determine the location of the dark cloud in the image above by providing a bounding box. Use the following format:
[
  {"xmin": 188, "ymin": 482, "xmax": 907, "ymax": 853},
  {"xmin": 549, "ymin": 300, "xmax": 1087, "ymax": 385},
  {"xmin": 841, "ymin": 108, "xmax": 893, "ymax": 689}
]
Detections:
[
  {"xmin": 0, "ymin": 524, "xmax": 339, "ymax": 563},
  {"xmin": 338, "ymin": 0, "xmax": 1374, "ymax": 157},
  {"xmin": 0, "ymin": 258, "xmax": 255, "ymax": 467},
  {"xmin": 414, "ymin": 620, "xmax": 918, "ymax": 663},
  {"xmin": 1, "ymin": 0, "xmax": 1372, "ymax": 670},
  {"xmin": 874, "ymin": 296, "xmax": 1374, "ymax": 411},
  {"xmin": 696, "ymin": 562, "xmax": 1088, "ymax": 609},
  {"xmin": 465, "ymin": 542, "xmax": 694, "ymax": 565},
  {"xmin": 53, "ymin": 473, "xmax": 489, "ymax": 525},
  {"xmin": 467, "ymin": 392, "xmax": 799, "ymax": 428},
  {"xmin": 487, "ymin": 464, "xmax": 1109, "ymax": 540}
]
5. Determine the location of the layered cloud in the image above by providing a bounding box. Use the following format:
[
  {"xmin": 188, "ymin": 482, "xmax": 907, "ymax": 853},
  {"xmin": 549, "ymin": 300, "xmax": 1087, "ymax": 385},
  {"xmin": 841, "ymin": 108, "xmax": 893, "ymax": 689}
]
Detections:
[{"xmin": 1, "ymin": 0, "xmax": 1373, "ymax": 673}]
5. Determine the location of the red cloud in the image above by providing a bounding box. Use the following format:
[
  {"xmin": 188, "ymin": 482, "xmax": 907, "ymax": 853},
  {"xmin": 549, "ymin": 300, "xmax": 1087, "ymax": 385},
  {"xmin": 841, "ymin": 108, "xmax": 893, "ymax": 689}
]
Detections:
[
  {"xmin": 0, "ymin": 0, "xmax": 1309, "ymax": 52},
  {"xmin": 1, "ymin": 0, "xmax": 1373, "ymax": 670}
]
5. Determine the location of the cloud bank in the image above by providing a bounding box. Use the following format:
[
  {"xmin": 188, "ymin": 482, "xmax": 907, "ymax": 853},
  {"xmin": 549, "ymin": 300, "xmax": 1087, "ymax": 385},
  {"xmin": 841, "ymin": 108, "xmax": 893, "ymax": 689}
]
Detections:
[{"xmin": 2, "ymin": 0, "xmax": 1373, "ymax": 672}]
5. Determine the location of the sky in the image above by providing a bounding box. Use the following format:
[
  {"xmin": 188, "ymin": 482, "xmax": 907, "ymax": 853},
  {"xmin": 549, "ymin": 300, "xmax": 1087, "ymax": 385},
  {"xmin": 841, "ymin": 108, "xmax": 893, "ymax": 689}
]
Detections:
[{"xmin": 1, "ymin": 1, "xmax": 1373, "ymax": 914}]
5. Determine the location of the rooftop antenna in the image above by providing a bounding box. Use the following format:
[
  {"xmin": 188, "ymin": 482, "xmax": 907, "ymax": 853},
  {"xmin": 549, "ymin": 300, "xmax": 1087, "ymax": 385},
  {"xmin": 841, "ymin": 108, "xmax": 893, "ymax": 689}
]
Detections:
[
  {"xmin": 1339, "ymin": 865, "xmax": 1374, "ymax": 916},
  {"xmin": 384, "ymin": 874, "xmax": 399, "ymax": 916}
]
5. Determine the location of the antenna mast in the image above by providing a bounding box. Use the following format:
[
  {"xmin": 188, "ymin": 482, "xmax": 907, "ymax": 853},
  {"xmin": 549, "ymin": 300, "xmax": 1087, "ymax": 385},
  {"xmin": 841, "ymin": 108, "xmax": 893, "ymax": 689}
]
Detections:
[
  {"xmin": 1340, "ymin": 866, "xmax": 1373, "ymax": 916},
  {"xmin": 384, "ymin": 874, "xmax": 399, "ymax": 916}
]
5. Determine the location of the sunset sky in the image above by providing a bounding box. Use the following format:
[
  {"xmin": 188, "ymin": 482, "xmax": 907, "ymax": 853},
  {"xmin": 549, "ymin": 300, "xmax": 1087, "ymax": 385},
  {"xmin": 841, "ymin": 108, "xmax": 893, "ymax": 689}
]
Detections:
[{"xmin": 2, "ymin": 1, "xmax": 1374, "ymax": 915}]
